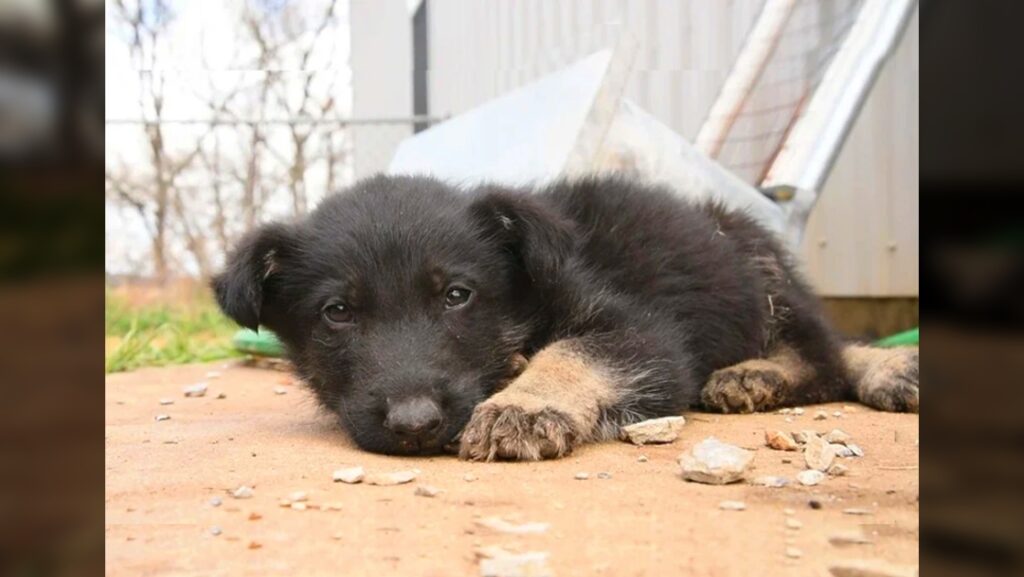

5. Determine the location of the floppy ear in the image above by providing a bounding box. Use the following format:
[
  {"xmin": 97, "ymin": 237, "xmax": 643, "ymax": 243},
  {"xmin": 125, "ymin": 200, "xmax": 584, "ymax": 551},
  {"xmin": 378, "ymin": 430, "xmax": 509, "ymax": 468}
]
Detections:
[
  {"xmin": 469, "ymin": 188, "xmax": 576, "ymax": 290},
  {"xmin": 211, "ymin": 223, "xmax": 298, "ymax": 332}
]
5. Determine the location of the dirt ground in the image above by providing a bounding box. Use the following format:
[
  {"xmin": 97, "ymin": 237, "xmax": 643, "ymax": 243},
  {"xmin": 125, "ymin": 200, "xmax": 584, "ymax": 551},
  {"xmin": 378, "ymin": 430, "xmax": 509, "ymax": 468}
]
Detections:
[{"xmin": 105, "ymin": 361, "xmax": 919, "ymax": 577}]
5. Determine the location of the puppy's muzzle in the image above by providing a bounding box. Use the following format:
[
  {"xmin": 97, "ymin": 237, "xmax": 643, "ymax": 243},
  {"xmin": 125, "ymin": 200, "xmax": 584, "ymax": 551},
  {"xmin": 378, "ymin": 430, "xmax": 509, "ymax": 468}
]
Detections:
[{"xmin": 384, "ymin": 397, "xmax": 445, "ymax": 447}]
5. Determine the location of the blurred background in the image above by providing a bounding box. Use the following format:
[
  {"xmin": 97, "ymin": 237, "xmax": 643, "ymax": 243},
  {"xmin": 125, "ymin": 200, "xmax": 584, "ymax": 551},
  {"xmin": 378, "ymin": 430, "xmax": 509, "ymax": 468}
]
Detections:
[{"xmin": 103, "ymin": 0, "xmax": 919, "ymax": 373}]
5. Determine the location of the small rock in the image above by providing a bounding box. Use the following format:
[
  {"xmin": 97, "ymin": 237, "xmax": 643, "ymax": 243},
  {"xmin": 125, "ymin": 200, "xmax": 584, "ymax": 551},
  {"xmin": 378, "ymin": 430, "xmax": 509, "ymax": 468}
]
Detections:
[
  {"xmin": 842, "ymin": 508, "xmax": 873, "ymax": 516},
  {"xmin": 791, "ymin": 430, "xmax": 816, "ymax": 444},
  {"xmin": 278, "ymin": 499, "xmax": 291, "ymax": 507},
  {"xmin": 415, "ymin": 485, "xmax": 442, "ymax": 498},
  {"xmin": 331, "ymin": 532, "xmax": 343, "ymax": 540},
  {"xmin": 718, "ymin": 500, "xmax": 746, "ymax": 511},
  {"xmin": 832, "ymin": 411, "xmax": 843, "ymax": 418},
  {"xmin": 209, "ymin": 497, "xmax": 222, "ymax": 507},
  {"xmin": 476, "ymin": 516, "xmax": 549, "ymax": 535},
  {"xmin": 765, "ymin": 430, "xmax": 800, "ymax": 451},
  {"xmin": 808, "ymin": 499, "xmax": 823, "ymax": 510},
  {"xmin": 784, "ymin": 417, "xmax": 794, "ymax": 423},
  {"xmin": 793, "ymin": 408, "xmax": 805, "ymax": 415},
  {"xmin": 216, "ymin": 393, "xmax": 227, "ymax": 400},
  {"xmin": 797, "ymin": 470, "xmax": 826, "ymax": 486},
  {"xmin": 814, "ymin": 411, "xmax": 828, "ymax": 420},
  {"xmin": 159, "ymin": 398, "xmax": 174, "ymax": 406},
  {"xmin": 290, "ymin": 502, "xmax": 307, "ymax": 511},
  {"xmin": 232, "ymin": 485, "xmax": 254, "ymax": 499},
  {"xmin": 834, "ymin": 446, "xmax": 856, "ymax": 458},
  {"xmin": 288, "ymin": 491, "xmax": 308, "ymax": 502},
  {"xmin": 620, "ymin": 416, "xmax": 686, "ymax": 445},
  {"xmin": 205, "ymin": 371, "xmax": 222, "ymax": 379},
  {"xmin": 247, "ymin": 541, "xmax": 262, "ymax": 550},
  {"xmin": 597, "ymin": 472, "xmax": 612, "ymax": 480},
  {"xmin": 183, "ymin": 382, "xmax": 208, "ymax": 397},
  {"xmin": 364, "ymin": 470, "xmax": 419, "ymax": 486},
  {"xmin": 778, "ymin": 408, "xmax": 793, "ymax": 415},
  {"xmin": 829, "ymin": 532, "xmax": 873, "ymax": 546},
  {"xmin": 574, "ymin": 472, "xmax": 590, "ymax": 480},
  {"xmin": 783, "ymin": 508, "xmax": 795, "ymax": 516},
  {"xmin": 785, "ymin": 518, "xmax": 802, "ymax": 529},
  {"xmin": 785, "ymin": 547, "xmax": 803, "ymax": 559},
  {"xmin": 751, "ymin": 475, "xmax": 789, "ymax": 488},
  {"xmin": 248, "ymin": 512, "xmax": 262, "ymax": 521},
  {"xmin": 155, "ymin": 414, "xmax": 170, "ymax": 422},
  {"xmin": 824, "ymin": 429, "xmax": 852, "ymax": 444},
  {"xmin": 828, "ymin": 560, "xmax": 918, "ymax": 577},
  {"xmin": 463, "ymin": 473, "xmax": 478, "ymax": 482},
  {"xmin": 827, "ymin": 463, "xmax": 849, "ymax": 477},
  {"xmin": 273, "ymin": 386, "xmax": 288, "ymax": 395},
  {"xmin": 781, "ymin": 458, "xmax": 792, "ymax": 464},
  {"xmin": 678, "ymin": 437, "xmax": 754, "ymax": 485},
  {"xmin": 478, "ymin": 550, "xmax": 552, "ymax": 577},
  {"xmin": 325, "ymin": 502, "xmax": 343, "ymax": 511},
  {"xmin": 637, "ymin": 455, "xmax": 649, "ymax": 462},
  {"xmin": 846, "ymin": 443, "xmax": 865, "ymax": 457},
  {"xmin": 210, "ymin": 526, "xmax": 222, "ymax": 536},
  {"xmin": 333, "ymin": 466, "xmax": 365, "ymax": 484},
  {"xmin": 804, "ymin": 435, "xmax": 838, "ymax": 472}
]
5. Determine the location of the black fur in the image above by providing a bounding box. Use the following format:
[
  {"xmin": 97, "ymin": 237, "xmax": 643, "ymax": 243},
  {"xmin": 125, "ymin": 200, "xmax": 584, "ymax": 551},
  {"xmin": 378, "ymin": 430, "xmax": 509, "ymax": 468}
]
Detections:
[{"xmin": 214, "ymin": 175, "xmax": 855, "ymax": 455}]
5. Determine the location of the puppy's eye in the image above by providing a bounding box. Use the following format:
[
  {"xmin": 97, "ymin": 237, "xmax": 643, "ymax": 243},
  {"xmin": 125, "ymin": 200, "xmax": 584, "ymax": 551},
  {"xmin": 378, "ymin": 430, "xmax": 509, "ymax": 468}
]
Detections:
[
  {"xmin": 322, "ymin": 303, "xmax": 354, "ymax": 325},
  {"xmin": 444, "ymin": 287, "xmax": 473, "ymax": 310}
]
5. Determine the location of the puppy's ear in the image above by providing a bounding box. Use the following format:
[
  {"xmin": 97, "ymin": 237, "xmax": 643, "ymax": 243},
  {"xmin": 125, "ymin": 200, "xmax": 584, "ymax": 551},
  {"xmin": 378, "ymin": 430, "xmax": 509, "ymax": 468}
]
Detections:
[
  {"xmin": 211, "ymin": 223, "xmax": 298, "ymax": 332},
  {"xmin": 470, "ymin": 188, "xmax": 576, "ymax": 289}
]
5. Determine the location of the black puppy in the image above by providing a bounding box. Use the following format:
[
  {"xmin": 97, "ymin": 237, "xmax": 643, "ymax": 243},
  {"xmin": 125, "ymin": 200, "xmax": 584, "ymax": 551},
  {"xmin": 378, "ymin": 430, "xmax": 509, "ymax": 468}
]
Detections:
[{"xmin": 214, "ymin": 175, "xmax": 919, "ymax": 460}]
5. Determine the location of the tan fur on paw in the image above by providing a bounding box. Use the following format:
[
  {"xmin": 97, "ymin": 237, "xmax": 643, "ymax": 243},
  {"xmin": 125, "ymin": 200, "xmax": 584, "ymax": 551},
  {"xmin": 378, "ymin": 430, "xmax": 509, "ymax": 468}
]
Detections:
[
  {"xmin": 458, "ymin": 402, "xmax": 580, "ymax": 461},
  {"xmin": 702, "ymin": 363, "xmax": 788, "ymax": 413},
  {"xmin": 858, "ymin": 348, "xmax": 919, "ymax": 413}
]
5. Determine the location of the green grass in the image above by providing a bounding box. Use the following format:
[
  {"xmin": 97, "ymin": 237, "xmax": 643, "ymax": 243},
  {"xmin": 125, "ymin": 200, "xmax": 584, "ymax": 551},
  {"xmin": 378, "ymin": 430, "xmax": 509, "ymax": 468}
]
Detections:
[{"xmin": 105, "ymin": 288, "xmax": 242, "ymax": 373}]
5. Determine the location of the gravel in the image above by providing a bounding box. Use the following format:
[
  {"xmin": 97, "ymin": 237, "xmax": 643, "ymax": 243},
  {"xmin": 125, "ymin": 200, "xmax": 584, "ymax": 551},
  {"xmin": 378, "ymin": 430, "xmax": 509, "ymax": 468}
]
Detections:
[
  {"xmin": 620, "ymin": 416, "xmax": 687, "ymax": 445},
  {"xmin": 765, "ymin": 430, "xmax": 800, "ymax": 451},
  {"xmin": 574, "ymin": 472, "xmax": 590, "ymax": 480},
  {"xmin": 718, "ymin": 500, "xmax": 747, "ymax": 511},
  {"xmin": 414, "ymin": 485, "xmax": 442, "ymax": 497},
  {"xmin": 231, "ymin": 485, "xmax": 254, "ymax": 499},
  {"xmin": 183, "ymin": 382, "xmax": 208, "ymax": 397},
  {"xmin": 154, "ymin": 414, "xmax": 171, "ymax": 422},
  {"xmin": 678, "ymin": 438, "xmax": 754, "ymax": 485},
  {"xmin": 796, "ymin": 470, "xmax": 826, "ymax": 486},
  {"xmin": 333, "ymin": 467, "xmax": 365, "ymax": 484},
  {"xmin": 364, "ymin": 470, "xmax": 419, "ymax": 486},
  {"xmin": 476, "ymin": 516, "xmax": 550, "ymax": 535}
]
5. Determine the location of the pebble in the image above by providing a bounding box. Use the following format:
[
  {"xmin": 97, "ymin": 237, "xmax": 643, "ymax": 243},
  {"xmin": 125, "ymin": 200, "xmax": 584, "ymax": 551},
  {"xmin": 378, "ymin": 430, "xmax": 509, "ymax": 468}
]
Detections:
[
  {"xmin": 620, "ymin": 416, "xmax": 686, "ymax": 445},
  {"xmin": 797, "ymin": 470, "xmax": 826, "ymax": 486},
  {"xmin": 333, "ymin": 466, "xmax": 366, "ymax": 484},
  {"xmin": 824, "ymin": 429, "xmax": 852, "ymax": 444},
  {"xmin": 231, "ymin": 485, "xmax": 254, "ymax": 499},
  {"xmin": 278, "ymin": 499, "xmax": 291, "ymax": 507},
  {"xmin": 785, "ymin": 547, "xmax": 803, "ymax": 559},
  {"xmin": 273, "ymin": 387, "xmax": 288, "ymax": 395},
  {"xmin": 290, "ymin": 502, "xmax": 307, "ymax": 511},
  {"xmin": 209, "ymin": 497, "xmax": 222, "ymax": 507},
  {"xmin": 463, "ymin": 473, "xmax": 478, "ymax": 482},
  {"xmin": 827, "ymin": 463, "xmax": 850, "ymax": 477},
  {"xmin": 332, "ymin": 532, "xmax": 344, "ymax": 540},
  {"xmin": 718, "ymin": 500, "xmax": 747, "ymax": 511},
  {"xmin": 159, "ymin": 398, "xmax": 174, "ymax": 406},
  {"xmin": 155, "ymin": 414, "xmax": 171, "ymax": 422},
  {"xmin": 793, "ymin": 408, "xmax": 805, "ymax": 415},
  {"xmin": 814, "ymin": 411, "xmax": 828, "ymax": 420},
  {"xmin": 325, "ymin": 503, "xmax": 343, "ymax": 511},
  {"xmin": 834, "ymin": 446, "xmax": 856, "ymax": 458},
  {"xmin": 785, "ymin": 518, "xmax": 802, "ymax": 529},
  {"xmin": 832, "ymin": 411, "xmax": 843, "ymax": 418},
  {"xmin": 842, "ymin": 508, "xmax": 873, "ymax": 516},
  {"xmin": 751, "ymin": 475, "xmax": 789, "ymax": 488},
  {"xmin": 846, "ymin": 443, "xmax": 865, "ymax": 457},
  {"xmin": 247, "ymin": 541, "xmax": 262, "ymax": 550},
  {"xmin": 288, "ymin": 491, "xmax": 308, "ymax": 502},
  {"xmin": 765, "ymin": 430, "xmax": 800, "ymax": 451},
  {"xmin": 808, "ymin": 499, "xmax": 823, "ymax": 510},
  {"xmin": 415, "ymin": 485, "xmax": 442, "ymax": 498},
  {"xmin": 597, "ymin": 472, "xmax": 612, "ymax": 480},
  {"xmin": 678, "ymin": 438, "xmax": 754, "ymax": 485},
  {"xmin": 205, "ymin": 371, "xmax": 222, "ymax": 379},
  {"xmin": 804, "ymin": 435, "xmax": 838, "ymax": 472},
  {"xmin": 829, "ymin": 532, "xmax": 873, "ymax": 546},
  {"xmin": 828, "ymin": 560, "xmax": 918, "ymax": 577},
  {"xmin": 364, "ymin": 470, "xmax": 419, "ymax": 486},
  {"xmin": 783, "ymin": 508, "xmax": 796, "ymax": 515},
  {"xmin": 574, "ymin": 472, "xmax": 590, "ymax": 480},
  {"xmin": 478, "ymin": 550, "xmax": 552, "ymax": 577},
  {"xmin": 778, "ymin": 408, "xmax": 793, "ymax": 415},
  {"xmin": 216, "ymin": 393, "xmax": 227, "ymax": 400},
  {"xmin": 791, "ymin": 430, "xmax": 816, "ymax": 444},
  {"xmin": 638, "ymin": 455, "xmax": 649, "ymax": 463},
  {"xmin": 248, "ymin": 512, "xmax": 262, "ymax": 521},
  {"xmin": 210, "ymin": 526, "xmax": 222, "ymax": 536},
  {"xmin": 784, "ymin": 417, "xmax": 794, "ymax": 423},
  {"xmin": 476, "ymin": 516, "xmax": 550, "ymax": 535},
  {"xmin": 183, "ymin": 382, "xmax": 208, "ymax": 397}
]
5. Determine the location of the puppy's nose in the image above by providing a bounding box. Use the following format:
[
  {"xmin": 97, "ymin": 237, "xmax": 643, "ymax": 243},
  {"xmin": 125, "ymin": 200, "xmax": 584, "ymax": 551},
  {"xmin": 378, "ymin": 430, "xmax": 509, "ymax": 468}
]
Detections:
[{"xmin": 384, "ymin": 397, "xmax": 443, "ymax": 437}]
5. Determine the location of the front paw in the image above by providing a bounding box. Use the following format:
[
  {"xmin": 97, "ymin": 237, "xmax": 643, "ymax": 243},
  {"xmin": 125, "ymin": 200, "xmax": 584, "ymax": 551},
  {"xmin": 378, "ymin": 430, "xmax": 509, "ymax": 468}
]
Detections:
[
  {"xmin": 858, "ymin": 348, "xmax": 919, "ymax": 413},
  {"xmin": 458, "ymin": 402, "xmax": 581, "ymax": 461}
]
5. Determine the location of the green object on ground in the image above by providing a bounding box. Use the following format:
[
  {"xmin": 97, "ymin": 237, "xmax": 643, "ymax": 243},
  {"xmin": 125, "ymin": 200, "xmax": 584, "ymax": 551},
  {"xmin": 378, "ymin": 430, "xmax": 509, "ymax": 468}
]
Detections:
[
  {"xmin": 233, "ymin": 329, "xmax": 286, "ymax": 357},
  {"xmin": 876, "ymin": 327, "xmax": 919, "ymax": 347}
]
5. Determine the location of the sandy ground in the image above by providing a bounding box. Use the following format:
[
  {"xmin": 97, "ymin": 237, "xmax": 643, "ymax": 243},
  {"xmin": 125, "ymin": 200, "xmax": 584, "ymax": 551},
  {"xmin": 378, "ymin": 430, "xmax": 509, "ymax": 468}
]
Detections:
[{"xmin": 105, "ymin": 361, "xmax": 919, "ymax": 577}]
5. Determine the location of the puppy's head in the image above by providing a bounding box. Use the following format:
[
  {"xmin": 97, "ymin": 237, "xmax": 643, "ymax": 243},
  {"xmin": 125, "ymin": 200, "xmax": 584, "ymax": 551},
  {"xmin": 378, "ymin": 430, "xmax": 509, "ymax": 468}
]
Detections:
[{"xmin": 213, "ymin": 176, "xmax": 574, "ymax": 455}]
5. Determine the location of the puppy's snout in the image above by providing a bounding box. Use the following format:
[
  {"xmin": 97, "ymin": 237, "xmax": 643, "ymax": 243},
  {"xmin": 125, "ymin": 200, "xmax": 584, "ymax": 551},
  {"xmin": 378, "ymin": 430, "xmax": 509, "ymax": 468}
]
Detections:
[{"xmin": 384, "ymin": 397, "xmax": 444, "ymax": 438}]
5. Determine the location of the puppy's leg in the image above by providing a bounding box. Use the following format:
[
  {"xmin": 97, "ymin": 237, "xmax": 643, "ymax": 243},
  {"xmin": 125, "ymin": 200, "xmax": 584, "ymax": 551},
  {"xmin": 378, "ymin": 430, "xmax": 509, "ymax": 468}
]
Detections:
[
  {"xmin": 843, "ymin": 345, "xmax": 919, "ymax": 412},
  {"xmin": 459, "ymin": 340, "xmax": 620, "ymax": 461},
  {"xmin": 701, "ymin": 347, "xmax": 819, "ymax": 413}
]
